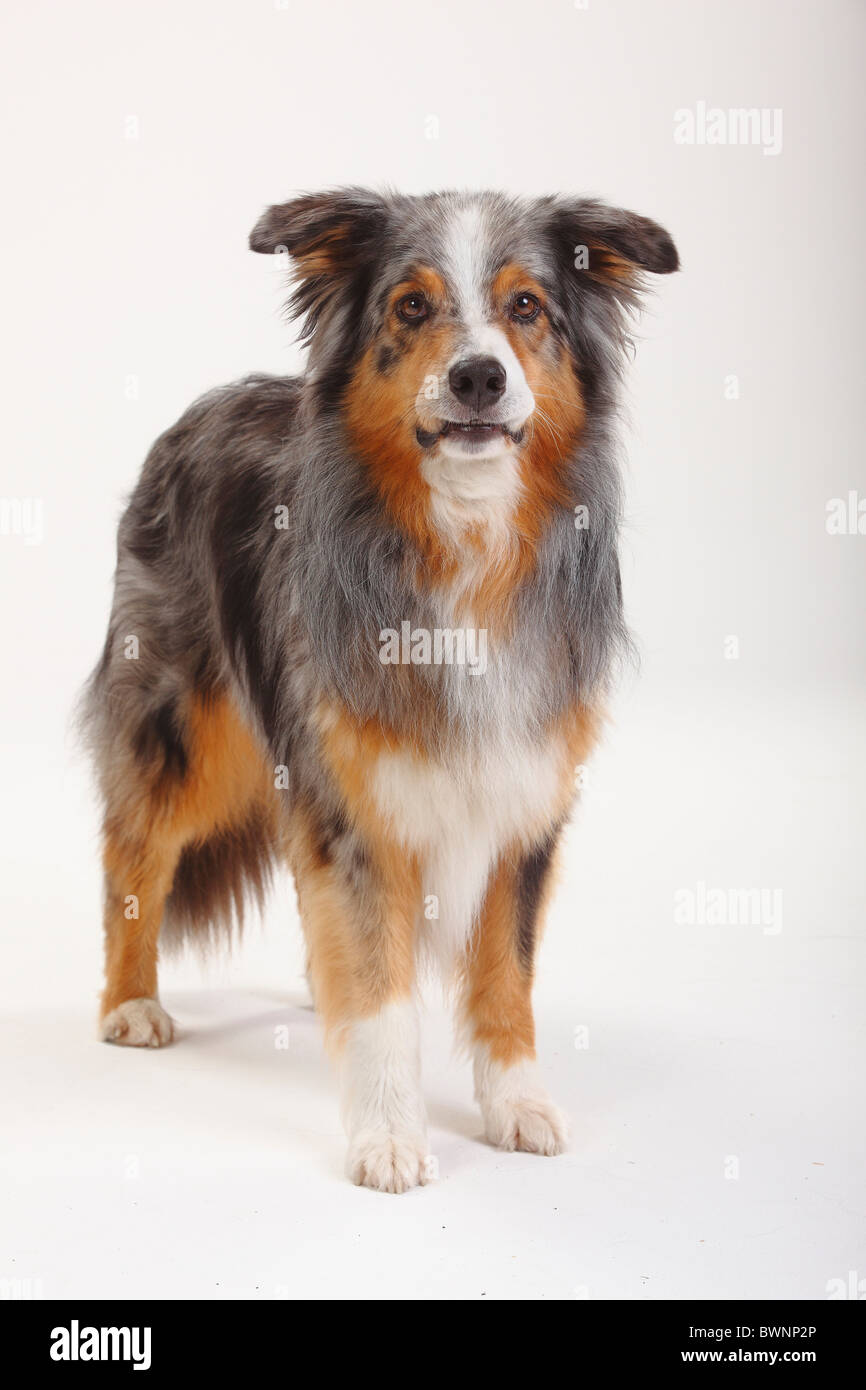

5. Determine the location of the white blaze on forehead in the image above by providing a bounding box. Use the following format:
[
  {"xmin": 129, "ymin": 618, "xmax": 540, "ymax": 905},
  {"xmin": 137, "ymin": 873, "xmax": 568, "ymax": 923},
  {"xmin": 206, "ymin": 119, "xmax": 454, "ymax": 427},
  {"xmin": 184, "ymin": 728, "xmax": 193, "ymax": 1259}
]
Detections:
[
  {"xmin": 442, "ymin": 200, "xmax": 490, "ymax": 321},
  {"xmin": 439, "ymin": 199, "xmax": 535, "ymax": 425}
]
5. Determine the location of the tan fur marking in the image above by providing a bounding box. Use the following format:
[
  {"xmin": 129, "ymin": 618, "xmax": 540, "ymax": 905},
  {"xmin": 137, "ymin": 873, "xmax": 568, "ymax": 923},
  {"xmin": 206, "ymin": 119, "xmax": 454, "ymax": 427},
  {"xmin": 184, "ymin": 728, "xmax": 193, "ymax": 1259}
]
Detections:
[
  {"xmin": 345, "ymin": 332, "xmax": 460, "ymax": 572},
  {"xmin": 387, "ymin": 266, "xmax": 447, "ymax": 310},
  {"xmin": 288, "ymin": 803, "xmax": 419, "ymax": 1044},
  {"xmin": 462, "ymin": 856, "xmax": 538, "ymax": 1066},
  {"xmin": 587, "ymin": 242, "xmax": 637, "ymax": 285},
  {"xmin": 552, "ymin": 701, "xmax": 604, "ymax": 818}
]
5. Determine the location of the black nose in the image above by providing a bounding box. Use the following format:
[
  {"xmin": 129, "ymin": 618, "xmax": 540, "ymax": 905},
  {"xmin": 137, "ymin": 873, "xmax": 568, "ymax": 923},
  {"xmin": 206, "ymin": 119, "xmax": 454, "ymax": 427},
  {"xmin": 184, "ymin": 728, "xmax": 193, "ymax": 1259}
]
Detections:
[{"xmin": 448, "ymin": 356, "xmax": 507, "ymax": 413}]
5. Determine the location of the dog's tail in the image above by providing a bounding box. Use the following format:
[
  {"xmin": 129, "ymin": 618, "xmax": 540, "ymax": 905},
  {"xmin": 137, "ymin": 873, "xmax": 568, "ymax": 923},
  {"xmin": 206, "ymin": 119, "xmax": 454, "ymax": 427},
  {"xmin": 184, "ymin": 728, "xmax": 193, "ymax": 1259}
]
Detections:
[{"xmin": 160, "ymin": 804, "xmax": 281, "ymax": 953}]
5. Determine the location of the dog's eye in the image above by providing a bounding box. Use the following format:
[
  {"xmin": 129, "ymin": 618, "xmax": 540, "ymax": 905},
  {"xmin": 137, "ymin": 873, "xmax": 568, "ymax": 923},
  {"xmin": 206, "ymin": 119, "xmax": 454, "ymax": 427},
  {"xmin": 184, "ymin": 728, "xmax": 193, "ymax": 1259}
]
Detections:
[
  {"xmin": 511, "ymin": 292, "xmax": 541, "ymax": 322},
  {"xmin": 396, "ymin": 293, "xmax": 429, "ymax": 323}
]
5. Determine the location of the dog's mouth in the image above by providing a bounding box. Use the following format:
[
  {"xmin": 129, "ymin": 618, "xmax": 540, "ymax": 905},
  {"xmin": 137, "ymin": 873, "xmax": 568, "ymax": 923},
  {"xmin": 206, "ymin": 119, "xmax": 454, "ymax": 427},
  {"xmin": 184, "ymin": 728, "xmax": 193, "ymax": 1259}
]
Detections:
[{"xmin": 415, "ymin": 420, "xmax": 525, "ymax": 449}]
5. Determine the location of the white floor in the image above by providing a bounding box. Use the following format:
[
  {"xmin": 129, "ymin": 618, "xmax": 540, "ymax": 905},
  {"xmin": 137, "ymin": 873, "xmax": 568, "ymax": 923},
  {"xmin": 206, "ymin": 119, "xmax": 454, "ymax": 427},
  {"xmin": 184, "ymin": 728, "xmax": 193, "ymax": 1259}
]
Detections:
[{"xmin": 1, "ymin": 674, "xmax": 863, "ymax": 1300}]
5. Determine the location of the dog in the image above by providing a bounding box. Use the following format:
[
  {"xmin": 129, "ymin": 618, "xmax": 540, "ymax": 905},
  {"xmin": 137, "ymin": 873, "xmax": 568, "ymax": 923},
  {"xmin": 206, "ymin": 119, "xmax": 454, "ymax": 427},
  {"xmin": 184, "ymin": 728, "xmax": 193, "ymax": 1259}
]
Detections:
[{"xmin": 83, "ymin": 188, "xmax": 678, "ymax": 1192}]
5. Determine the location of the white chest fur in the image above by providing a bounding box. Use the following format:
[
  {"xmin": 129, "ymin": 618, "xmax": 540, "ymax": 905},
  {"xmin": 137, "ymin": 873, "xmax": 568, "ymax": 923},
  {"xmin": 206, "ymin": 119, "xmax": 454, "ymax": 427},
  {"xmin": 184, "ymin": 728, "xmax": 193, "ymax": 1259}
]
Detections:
[{"xmin": 370, "ymin": 733, "xmax": 564, "ymax": 968}]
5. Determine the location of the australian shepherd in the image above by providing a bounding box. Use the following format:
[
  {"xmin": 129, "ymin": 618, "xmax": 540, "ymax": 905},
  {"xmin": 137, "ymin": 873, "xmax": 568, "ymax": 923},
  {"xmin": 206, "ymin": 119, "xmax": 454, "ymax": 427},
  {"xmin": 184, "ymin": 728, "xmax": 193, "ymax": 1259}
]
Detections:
[{"xmin": 84, "ymin": 188, "xmax": 678, "ymax": 1192}]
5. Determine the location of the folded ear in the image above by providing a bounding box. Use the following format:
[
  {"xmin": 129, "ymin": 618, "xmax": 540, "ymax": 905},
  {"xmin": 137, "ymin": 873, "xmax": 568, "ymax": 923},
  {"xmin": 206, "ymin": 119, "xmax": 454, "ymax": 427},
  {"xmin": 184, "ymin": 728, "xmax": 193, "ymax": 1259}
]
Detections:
[
  {"xmin": 249, "ymin": 186, "xmax": 389, "ymax": 261},
  {"xmin": 548, "ymin": 197, "xmax": 679, "ymax": 286},
  {"xmin": 249, "ymin": 187, "xmax": 389, "ymax": 337}
]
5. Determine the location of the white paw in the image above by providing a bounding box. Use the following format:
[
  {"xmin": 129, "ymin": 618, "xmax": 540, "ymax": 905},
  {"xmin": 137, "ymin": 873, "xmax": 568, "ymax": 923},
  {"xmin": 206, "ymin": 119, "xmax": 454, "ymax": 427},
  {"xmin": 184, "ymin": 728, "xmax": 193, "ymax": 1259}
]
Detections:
[
  {"xmin": 100, "ymin": 998, "xmax": 174, "ymax": 1048},
  {"xmin": 482, "ymin": 1092, "xmax": 569, "ymax": 1155},
  {"xmin": 346, "ymin": 1130, "xmax": 432, "ymax": 1194},
  {"xmin": 474, "ymin": 1056, "xmax": 569, "ymax": 1155}
]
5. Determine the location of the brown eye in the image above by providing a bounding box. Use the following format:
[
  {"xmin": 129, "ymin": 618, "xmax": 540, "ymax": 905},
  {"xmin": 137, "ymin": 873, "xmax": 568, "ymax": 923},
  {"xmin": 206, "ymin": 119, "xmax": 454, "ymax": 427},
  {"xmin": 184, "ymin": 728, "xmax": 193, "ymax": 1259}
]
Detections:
[
  {"xmin": 511, "ymin": 292, "xmax": 541, "ymax": 322},
  {"xmin": 396, "ymin": 292, "xmax": 429, "ymax": 323}
]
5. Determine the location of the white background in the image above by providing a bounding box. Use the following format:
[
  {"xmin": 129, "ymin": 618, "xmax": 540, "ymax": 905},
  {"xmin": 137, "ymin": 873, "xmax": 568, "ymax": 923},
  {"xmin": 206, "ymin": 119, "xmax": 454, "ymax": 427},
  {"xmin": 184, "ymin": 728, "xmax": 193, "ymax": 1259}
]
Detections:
[{"xmin": 0, "ymin": 0, "xmax": 864, "ymax": 1300}]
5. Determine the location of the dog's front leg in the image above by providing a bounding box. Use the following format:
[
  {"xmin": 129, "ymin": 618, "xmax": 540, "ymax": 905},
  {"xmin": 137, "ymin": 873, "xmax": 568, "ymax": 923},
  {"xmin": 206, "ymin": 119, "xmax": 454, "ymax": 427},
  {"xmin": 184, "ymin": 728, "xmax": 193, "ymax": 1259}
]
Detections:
[
  {"xmin": 341, "ymin": 997, "xmax": 429, "ymax": 1193},
  {"xmin": 290, "ymin": 806, "xmax": 429, "ymax": 1193},
  {"xmin": 460, "ymin": 839, "xmax": 569, "ymax": 1155}
]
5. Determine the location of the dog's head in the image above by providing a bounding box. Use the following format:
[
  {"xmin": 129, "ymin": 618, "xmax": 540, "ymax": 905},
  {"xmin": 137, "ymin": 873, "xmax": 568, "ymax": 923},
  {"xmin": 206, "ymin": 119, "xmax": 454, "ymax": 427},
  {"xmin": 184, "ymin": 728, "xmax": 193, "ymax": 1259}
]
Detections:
[{"xmin": 250, "ymin": 188, "xmax": 677, "ymax": 547}]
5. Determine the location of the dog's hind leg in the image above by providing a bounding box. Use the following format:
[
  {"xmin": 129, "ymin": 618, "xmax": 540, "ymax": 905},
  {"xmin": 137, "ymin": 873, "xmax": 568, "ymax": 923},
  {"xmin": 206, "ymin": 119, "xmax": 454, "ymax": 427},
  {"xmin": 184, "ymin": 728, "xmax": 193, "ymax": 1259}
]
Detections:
[
  {"xmin": 97, "ymin": 697, "xmax": 191, "ymax": 1046},
  {"xmin": 100, "ymin": 831, "xmax": 180, "ymax": 1047},
  {"xmin": 98, "ymin": 691, "xmax": 276, "ymax": 1047}
]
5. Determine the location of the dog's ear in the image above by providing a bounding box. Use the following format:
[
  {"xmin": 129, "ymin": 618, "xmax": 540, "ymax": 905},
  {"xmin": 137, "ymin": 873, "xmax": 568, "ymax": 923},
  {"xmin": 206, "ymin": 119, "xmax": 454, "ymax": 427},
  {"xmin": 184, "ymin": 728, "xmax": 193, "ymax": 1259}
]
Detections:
[
  {"xmin": 547, "ymin": 197, "xmax": 679, "ymax": 288},
  {"xmin": 249, "ymin": 186, "xmax": 388, "ymax": 263},
  {"xmin": 249, "ymin": 187, "xmax": 389, "ymax": 338}
]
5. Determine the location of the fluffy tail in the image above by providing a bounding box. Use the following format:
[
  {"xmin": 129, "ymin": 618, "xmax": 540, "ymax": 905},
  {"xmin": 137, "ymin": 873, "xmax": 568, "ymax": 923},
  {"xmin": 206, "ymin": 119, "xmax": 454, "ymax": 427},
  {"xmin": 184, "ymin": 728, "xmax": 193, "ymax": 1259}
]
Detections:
[{"xmin": 161, "ymin": 805, "xmax": 281, "ymax": 953}]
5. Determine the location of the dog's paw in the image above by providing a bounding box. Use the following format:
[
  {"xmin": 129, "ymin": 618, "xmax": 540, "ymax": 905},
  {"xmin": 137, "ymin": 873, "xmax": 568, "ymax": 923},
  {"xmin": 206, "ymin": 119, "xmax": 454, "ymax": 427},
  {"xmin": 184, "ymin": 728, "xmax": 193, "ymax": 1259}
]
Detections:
[
  {"xmin": 482, "ymin": 1092, "xmax": 569, "ymax": 1156},
  {"xmin": 100, "ymin": 998, "xmax": 174, "ymax": 1048},
  {"xmin": 346, "ymin": 1130, "xmax": 431, "ymax": 1194}
]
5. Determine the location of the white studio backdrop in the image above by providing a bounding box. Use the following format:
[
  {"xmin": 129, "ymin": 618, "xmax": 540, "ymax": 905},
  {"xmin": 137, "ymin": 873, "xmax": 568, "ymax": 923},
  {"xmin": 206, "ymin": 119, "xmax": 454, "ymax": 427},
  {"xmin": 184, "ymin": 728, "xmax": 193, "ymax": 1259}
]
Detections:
[{"xmin": 0, "ymin": 0, "xmax": 863, "ymax": 1300}]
